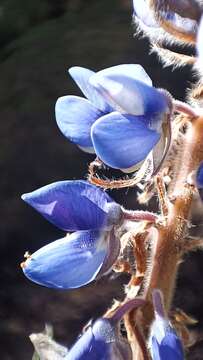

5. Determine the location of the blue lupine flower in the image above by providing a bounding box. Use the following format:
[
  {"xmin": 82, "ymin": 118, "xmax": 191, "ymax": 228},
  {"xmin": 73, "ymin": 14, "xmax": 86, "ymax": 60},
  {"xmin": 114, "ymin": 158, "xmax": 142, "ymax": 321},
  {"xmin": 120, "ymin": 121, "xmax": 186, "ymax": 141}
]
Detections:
[
  {"xmin": 56, "ymin": 64, "xmax": 172, "ymax": 173},
  {"xmin": 21, "ymin": 181, "xmax": 123, "ymax": 289},
  {"xmin": 21, "ymin": 180, "xmax": 157, "ymax": 288},
  {"xmin": 21, "ymin": 180, "xmax": 122, "ymax": 231},
  {"xmin": 66, "ymin": 298, "xmax": 145, "ymax": 359},
  {"xmin": 66, "ymin": 318, "xmax": 130, "ymax": 360},
  {"xmin": 55, "ymin": 64, "xmax": 152, "ymax": 156},
  {"xmin": 90, "ymin": 65, "xmax": 172, "ymax": 173},
  {"xmin": 149, "ymin": 289, "xmax": 184, "ymax": 360}
]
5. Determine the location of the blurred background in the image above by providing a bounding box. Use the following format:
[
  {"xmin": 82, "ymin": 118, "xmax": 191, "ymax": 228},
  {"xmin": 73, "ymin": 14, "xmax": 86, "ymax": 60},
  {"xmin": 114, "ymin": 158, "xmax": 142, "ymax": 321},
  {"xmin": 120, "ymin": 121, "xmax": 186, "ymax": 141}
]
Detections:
[{"xmin": 1, "ymin": 0, "xmax": 203, "ymax": 359}]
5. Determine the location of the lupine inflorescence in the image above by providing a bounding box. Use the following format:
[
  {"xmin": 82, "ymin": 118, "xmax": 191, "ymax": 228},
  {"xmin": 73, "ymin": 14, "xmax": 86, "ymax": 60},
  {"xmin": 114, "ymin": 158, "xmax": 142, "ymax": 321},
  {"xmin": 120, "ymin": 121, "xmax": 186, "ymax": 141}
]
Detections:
[{"xmin": 22, "ymin": 1, "xmax": 203, "ymax": 359}]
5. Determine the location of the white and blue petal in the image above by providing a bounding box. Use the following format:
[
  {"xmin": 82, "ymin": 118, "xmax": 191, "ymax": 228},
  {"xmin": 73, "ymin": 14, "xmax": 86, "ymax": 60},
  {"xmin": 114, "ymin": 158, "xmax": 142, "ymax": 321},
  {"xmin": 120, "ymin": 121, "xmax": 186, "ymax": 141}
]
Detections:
[
  {"xmin": 133, "ymin": 0, "xmax": 169, "ymax": 45},
  {"xmin": 152, "ymin": 0, "xmax": 198, "ymax": 33},
  {"xmin": 21, "ymin": 180, "xmax": 122, "ymax": 231},
  {"xmin": 197, "ymin": 16, "xmax": 203, "ymax": 74},
  {"xmin": 55, "ymin": 95, "xmax": 103, "ymax": 152},
  {"xmin": 150, "ymin": 290, "xmax": 184, "ymax": 360},
  {"xmin": 133, "ymin": 0, "xmax": 197, "ymax": 45},
  {"xmin": 90, "ymin": 69, "xmax": 168, "ymax": 116},
  {"xmin": 140, "ymin": 0, "xmax": 198, "ymax": 33},
  {"xmin": 161, "ymin": 9, "xmax": 197, "ymax": 35},
  {"xmin": 133, "ymin": 0, "xmax": 159, "ymax": 28},
  {"xmin": 22, "ymin": 230, "xmax": 109, "ymax": 289},
  {"xmin": 152, "ymin": 0, "xmax": 202, "ymax": 22},
  {"xmin": 91, "ymin": 112, "xmax": 160, "ymax": 171},
  {"xmin": 95, "ymin": 64, "xmax": 152, "ymax": 87},
  {"xmin": 69, "ymin": 67, "xmax": 111, "ymax": 112}
]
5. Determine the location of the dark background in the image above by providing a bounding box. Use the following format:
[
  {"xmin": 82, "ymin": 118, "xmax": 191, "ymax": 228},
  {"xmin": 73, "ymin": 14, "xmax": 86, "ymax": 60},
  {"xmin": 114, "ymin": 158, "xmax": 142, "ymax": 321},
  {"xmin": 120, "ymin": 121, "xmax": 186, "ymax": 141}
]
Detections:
[{"xmin": 1, "ymin": 0, "xmax": 203, "ymax": 359}]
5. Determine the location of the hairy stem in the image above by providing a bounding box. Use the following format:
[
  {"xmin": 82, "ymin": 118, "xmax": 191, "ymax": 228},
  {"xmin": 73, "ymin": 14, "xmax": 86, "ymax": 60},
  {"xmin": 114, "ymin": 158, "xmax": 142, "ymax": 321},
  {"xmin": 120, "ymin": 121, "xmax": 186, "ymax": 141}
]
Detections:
[{"xmin": 140, "ymin": 116, "xmax": 203, "ymax": 335}]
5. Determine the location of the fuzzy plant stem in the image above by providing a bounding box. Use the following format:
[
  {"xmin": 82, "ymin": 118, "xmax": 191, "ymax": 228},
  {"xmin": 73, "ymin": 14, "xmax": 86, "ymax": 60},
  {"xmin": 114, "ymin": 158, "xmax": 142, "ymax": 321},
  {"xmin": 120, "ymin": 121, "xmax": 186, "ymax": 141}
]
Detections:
[{"xmin": 138, "ymin": 116, "xmax": 203, "ymax": 340}]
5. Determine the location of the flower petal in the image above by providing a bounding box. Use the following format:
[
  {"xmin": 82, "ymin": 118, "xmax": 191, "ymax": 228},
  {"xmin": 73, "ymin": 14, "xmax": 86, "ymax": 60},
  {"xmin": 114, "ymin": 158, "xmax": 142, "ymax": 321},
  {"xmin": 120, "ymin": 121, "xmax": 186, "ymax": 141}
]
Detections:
[
  {"xmin": 196, "ymin": 162, "xmax": 203, "ymax": 188},
  {"xmin": 133, "ymin": 0, "xmax": 168, "ymax": 45},
  {"xmin": 151, "ymin": 337, "xmax": 161, "ymax": 360},
  {"xmin": 164, "ymin": 11, "xmax": 197, "ymax": 34},
  {"xmin": 153, "ymin": 0, "xmax": 202, "ymax": 22},
  {"xmin": 22, "ymin": 230, "xmax": 108, "ymax": 289},
  {"xmin": 98, "ymin": 230, "xmax": 120, "ymax": 277},
  {"xmin": 133, "ymin": 0, "xmax": 159, "ymax": 28},
  {"xmin": 150, "ymin": 115, "xmax": 172, "ymax": 176},
  {"xmin": 159, "ymin": 333, "xmax": 184, "ymax": 360},
  {"xmin": 197, "ymin": 16, "xmax": 203, "ymax": 74},
  {"xmin": 67, "ymin": 320, "xmax": 130, "ymax": 360},
  {"xmin": 133, "ymin": 0, "xmax": 197, "ymax": 45},
  {"xmin": 149, "ymin": 0, "xmax": 198, "ymax": 34},
  {"xmin": 66, "ymin": 326, "xmax": 108, "ymax": 359},
  {"xmin": 150, "ymin": 289, "xmax": 184, "ymax": 360},
  {"xmin": 21, "ymin": 180, "xmax": 122, "ymax": 231},
  {"xmin": 196, "ymin": 162, "xmax": 203, "ymax": 201},
  {"xmin": 91, "ymin": 112, "xmax": 160, "ymax": 171},
  {"xmin": 55, "ymin": 95, "xmax": 102, "ymax": 151},
  {"xmin": 90, "ymin": 70, "xmax": 168, "ymax": 116},
  {"xmin": 94, "ymin": 64, "xmax": 152, "ymax": 87},
  {"xmin": 66, "ymin": 321, "xmax": 115, "ymax": 360},
  {"xmin": 69, "ymin": 67, "xmax": 111, "ymax": 112}
]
